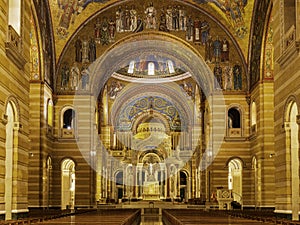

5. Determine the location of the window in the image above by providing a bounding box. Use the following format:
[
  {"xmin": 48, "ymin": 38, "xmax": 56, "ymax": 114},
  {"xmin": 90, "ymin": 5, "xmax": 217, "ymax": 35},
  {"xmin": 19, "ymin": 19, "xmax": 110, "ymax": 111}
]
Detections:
[
  {"xmin": 128, "ymin": 60, "xmax": 135, "ymax": 74},
  {"xmin": 167, "ymin": 60, "xmax": 175, "ymax": 74},
  {"xmin": 148, "ymin": 62, "xmax": 155, "ymax": 75},
  {"xmin": 63, "ymin": 108, "xmax": 75, "ymax": 129},
  {"xmin": 61, "ymin": 107, "xmax": 76, "ymax": 138},
  {"xmin": 227, "ymin": 107, "xmax": 242, "ymax": 137},
  {"xmin": 228, "ymin": 108, "xmax": 240, "ymax": 128},
  {"xmin": 47, "ymin": 100, "xmax": 53, "ymax": 127},
  {"xmin": 251, "ymin": 101, "xmax": 257, "ymax": 133},
  {"xmin": 8, "ymin": 0, "xmax": 21, "ymax": 35}
]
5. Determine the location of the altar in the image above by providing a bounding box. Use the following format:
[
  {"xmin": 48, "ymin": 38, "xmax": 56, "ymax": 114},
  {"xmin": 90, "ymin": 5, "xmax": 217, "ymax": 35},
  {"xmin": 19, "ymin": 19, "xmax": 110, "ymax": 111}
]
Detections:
[{"xmin": 143, "ymin": 180, "xmax": 160, "ymax": 200}]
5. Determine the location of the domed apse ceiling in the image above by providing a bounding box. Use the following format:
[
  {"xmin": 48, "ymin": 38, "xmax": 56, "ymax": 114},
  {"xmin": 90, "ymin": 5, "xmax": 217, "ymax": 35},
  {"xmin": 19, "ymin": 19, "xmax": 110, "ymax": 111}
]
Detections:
[{"xmin": 53, "ymin": 0, "xmax": 253, "ymax": 94}]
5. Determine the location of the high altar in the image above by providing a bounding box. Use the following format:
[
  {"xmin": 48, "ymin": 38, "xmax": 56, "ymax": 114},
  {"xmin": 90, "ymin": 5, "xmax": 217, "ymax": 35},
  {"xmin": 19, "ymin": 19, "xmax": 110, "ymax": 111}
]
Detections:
[
  {"xmin": 142, "ymin": 162, "xmax": 160, "ymax": 200},
  {"xmin": 143, "ymin": 174, "xmax": 160, "ymax": 200}
]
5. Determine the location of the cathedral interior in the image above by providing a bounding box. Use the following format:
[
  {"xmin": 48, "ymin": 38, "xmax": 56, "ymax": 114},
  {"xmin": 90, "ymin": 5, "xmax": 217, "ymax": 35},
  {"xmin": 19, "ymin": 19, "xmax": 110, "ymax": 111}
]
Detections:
[{"xmin": 1, "ymin": 0, "xmax": 300, "ymax": 223}]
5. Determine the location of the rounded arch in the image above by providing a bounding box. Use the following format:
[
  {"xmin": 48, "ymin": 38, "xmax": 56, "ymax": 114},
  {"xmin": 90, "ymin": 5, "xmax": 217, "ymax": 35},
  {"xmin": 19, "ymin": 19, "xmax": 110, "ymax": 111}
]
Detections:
[
  {"xmin": 56, "ymin": 0, "xmax": 247, "ymax": 82},
  {"xmin": 60, "ymin": 157, "xmax": 77, "ymax": 170},
  {"xmin": 114, "ymin": 169, "xmax": 124, "ymax": 185},
  {"xmin": 110, "ymin": 83, "xmax": 194, "ymax": 133},
  {"xmin": 60, "ymin": 105, "xmax": 76, "ymax": 129},
  {"xmin": 179, "ymin": 169, "xmax": 190, "ymax": 179},
  {"xmin": 74, "ymin": 28, "xmax": 226, "ymax": 174},
  {"xmin": 225, "ymin": 156, "xmax": 246, "ymax": 169},
  {"xmin": 227, "ymin": 104, "xmax": 244, "ymax": 135},
  {"xmin": 132, "ymin": 110, "xmax": 170, "ymax": 135},
  {"xmin": 88, "ymin": 32, "xmax": 214, "ymax": 97},
  {"xmin": 4, "ymin": 95, "xmax": 20, "ymax": 122},
  {"xmin": 283, "ymin": 95, "xmax": 300, "ymax": 123},
  {"xmin": 60, "ymin": 158, "xmax": 76, "ymax": 210},
  {"xmin": 139, "ymin": 150, "xmax": 164, "ymax": 163}
]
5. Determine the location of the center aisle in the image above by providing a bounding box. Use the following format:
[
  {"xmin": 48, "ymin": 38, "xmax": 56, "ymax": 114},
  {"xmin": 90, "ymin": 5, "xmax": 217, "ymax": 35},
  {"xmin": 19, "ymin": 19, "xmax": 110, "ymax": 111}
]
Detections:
[{"xmin": 34, "ymin": 208, "xmax": 276, "ymax": 225}]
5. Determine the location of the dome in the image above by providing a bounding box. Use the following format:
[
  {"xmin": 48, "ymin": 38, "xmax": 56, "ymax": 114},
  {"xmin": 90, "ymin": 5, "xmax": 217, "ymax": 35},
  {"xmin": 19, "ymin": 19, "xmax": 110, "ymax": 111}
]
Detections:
[{"xmin": 135, "ymin": 116, "xmax": 165, "ymax": 134}]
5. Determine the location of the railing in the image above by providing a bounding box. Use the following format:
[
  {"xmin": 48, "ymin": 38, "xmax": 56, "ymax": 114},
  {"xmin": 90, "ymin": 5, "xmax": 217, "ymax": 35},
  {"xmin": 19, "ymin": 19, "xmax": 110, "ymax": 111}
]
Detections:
[
  {"xmin": 5, "ymin": 25, "xmax": 26, "ymax": 69},
  {"xmin": 61, "ymin": 128, "xmax": 75, "ymax": 138},
  {"xmin": 228, "ymin": 128, "xmax": 242, "ymax": 137},
  {"xmin": 7, "ymin": 25, "xmax": 23, "ymax": 53}
]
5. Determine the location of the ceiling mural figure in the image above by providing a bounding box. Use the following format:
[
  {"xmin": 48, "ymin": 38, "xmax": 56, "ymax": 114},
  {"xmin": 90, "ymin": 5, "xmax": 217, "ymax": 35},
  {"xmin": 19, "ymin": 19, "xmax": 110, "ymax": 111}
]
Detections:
[
  {"xmin": 193, "ymin": 0, "xmax": 248, "ymax": 38},
  {"xmin": 56, "ymin": 0, "xmax": 109, "ymax": 39}
]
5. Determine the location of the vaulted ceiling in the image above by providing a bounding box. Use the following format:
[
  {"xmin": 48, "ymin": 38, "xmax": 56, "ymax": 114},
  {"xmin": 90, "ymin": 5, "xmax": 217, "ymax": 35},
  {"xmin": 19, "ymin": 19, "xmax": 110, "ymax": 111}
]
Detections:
[{"xmin": 31, "ymin": 0, "xmax": 272, "ymax": 92}]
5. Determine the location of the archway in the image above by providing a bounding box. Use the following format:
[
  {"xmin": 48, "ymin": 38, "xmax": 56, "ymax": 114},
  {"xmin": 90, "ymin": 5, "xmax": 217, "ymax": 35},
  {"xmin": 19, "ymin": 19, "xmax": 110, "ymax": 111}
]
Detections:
[
  {"xmin": 61, "ymin": 159, "xmax": 76, "ymax": 210},
  {"xmin": 5, "ymin": 102, "xmax": 16, "ymax": 220},
  {"xmin": 73, "ymin": 32, "xmax": 226, "ymax": 173},
  {"xmin": 228, "ymin": 158, "xmax": 243, "ymax": 204},
  {"xmin": 289, "ymin": 102, "xmax": 299, "ymax": 220}
]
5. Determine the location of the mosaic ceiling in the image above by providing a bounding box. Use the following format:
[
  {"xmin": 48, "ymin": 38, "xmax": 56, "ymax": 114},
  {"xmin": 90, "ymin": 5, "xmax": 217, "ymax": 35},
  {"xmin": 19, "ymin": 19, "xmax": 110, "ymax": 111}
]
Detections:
[
  {"xmin": 41, "ymin": 0, "xmax": 275, "ymax": 93},
  {"xmin": 50, "ymin": 0, "xmax": 254, "ymax": 60}
]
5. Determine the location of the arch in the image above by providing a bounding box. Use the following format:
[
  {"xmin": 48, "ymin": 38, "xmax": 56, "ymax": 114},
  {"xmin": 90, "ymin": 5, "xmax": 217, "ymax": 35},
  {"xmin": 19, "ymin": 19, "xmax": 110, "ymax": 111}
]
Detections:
[
  {"xmin": 180, "ymin": 170, "xmax": 188, "ymax": 186},
  {"xmin": 62, "ymin": 107, "xmax": 76, "ymax": 129},
  {"xmin": 228, "ymin": 107, "xmax": 241, "ymax": 128},
  {"xmin": 283, "ymin": 95, "xmax": 300, "ymax": 123},
  {"xmin": 225, "ymin": 156, "xmax": 246, "ymax": 168},
  {"xmin": 132, "ymin": 111, "xmax": 170, "ymax": 135},
  {"xmin": 285, "ymin": 100, "xmax": 299, "ymax": 220},
  {"xmin": 74, "ymin": 31, "xmax": 226, "ymax": 173},
  {"xmin": 115, "ymin": 170, "xmax": 124, "ymax": 185},
  {"xmin": 61, "ymin": 158, "xmax": 76, "ymax": 210},
  {"xmin": 110, "ymin": 83, "xmax": 195, "ymax": 133},
  {"xmin": 4, "ymin": 100, "xmax": 18, "ymax": 220},
  {"xmin": 88, "ymin": 32, "xmax": 213, "ymax": 97},
  {"xmin": 60, "ymin": 105, "xmax": 76, "ymax": 138},
  {"xmin": 227, "ymin": 158, "xmax": 243, "ymax": 204},
  {"xmin": 227, "ymin": 104, "xmax": 244, "ymax": 137},
  {"xmin": 46, "ymin": 156, "xmax": 53, "ymax": 207},
  {"xmin": 138, "ymin": 149, "xmax": 165, "ymax": 163},
  {"xmin": 56, "ymin": 1, "xmax": 247, "ymax": 85},
  {"xmin": 4, "ymin": 96, "xmax": 20, "ymax": 122}
]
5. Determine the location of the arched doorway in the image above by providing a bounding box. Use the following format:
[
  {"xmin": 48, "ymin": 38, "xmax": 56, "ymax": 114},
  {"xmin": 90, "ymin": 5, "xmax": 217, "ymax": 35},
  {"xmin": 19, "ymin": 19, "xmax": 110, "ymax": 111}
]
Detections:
[
  {"xmin": 180, "ymin": 171, "xmax": 188, "ymax": 202},
  {"xmin": 5, "ymin": 102, "xmax": 16, "ymax": 220},
  {"xmin": 115, "ymin": 171, "xmax": 123, "ymax": 202},
  {"xmin": 61, "ymin": 159, "xmax": 75, "ymax": 210},
  {"xmin": 289, "ymin": 102, "xmax": 299, "ymax": 220},
  {"xmin": 228, "ymin": 158, "xmax": 243, "ymax": 204},
  {"xmin": 46, "ymin": 156, "xmax": 52, "ymax": 208}
]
